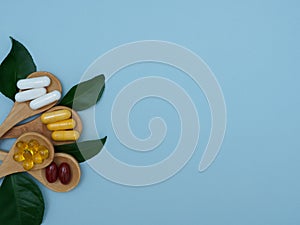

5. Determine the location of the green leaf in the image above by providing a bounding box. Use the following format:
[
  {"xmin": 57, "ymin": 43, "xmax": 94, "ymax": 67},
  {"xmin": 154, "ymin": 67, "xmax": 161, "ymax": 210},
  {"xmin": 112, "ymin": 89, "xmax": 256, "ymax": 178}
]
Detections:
[
  {"xmin": 0, "ymin": 37, "xmax": 36, "ymax": 101},
  {"xmin": 0, "ymin": 173, "xmax": 44, "ymax": 225},
  {"xmin": 59, "ymin": 75, "xmax": 105, "ymax": 111},
  {"xmin": 54, "ymin": 137, "xmax": 107, "ymax": 163}
]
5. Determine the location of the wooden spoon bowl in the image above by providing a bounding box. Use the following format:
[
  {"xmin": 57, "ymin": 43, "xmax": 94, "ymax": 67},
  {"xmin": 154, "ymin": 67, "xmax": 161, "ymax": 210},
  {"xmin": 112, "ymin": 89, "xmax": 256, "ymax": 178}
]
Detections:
[
  {"xmin": 0, "ymin": 132, "xmax": 54, "ymax": 178},
  {"xmin": 0, "ymin": 71, "xmax": 62, "ymax": 137},
  {"xmin": 30, "ymin": 153, "xmax": 81, "ymax": 192},
  {"xmin": 2, "ymin": 106, "xmax": 83, "ymax": 145}
]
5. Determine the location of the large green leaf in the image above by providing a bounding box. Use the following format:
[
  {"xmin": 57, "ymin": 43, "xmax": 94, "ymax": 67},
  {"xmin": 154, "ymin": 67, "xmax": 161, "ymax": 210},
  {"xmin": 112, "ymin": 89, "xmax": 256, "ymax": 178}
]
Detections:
[
  {"xmin": 55, "ymin": 137, "xmax": 107, "ymax": 163},
  {"xmin": 59, "ymin": 75, "xmax": 105, "ymax": 111},
  {"xmin": 0, "ymin": 37, "xmax": 36, "ymax": 101},
  {"xmin": 0, "ymin": 173, "xmax": 44, "ymax": 225}
]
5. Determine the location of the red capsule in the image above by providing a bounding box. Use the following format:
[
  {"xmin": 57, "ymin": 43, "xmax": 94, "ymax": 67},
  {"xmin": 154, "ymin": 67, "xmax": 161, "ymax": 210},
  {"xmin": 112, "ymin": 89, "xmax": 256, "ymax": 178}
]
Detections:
[
  {"xmin": 58, "ymin": 162, "xmax": 71, "ymax": 185},
  {"xmin": 45, "ymin": 162, "xmax": 58, "ymax": 183}
]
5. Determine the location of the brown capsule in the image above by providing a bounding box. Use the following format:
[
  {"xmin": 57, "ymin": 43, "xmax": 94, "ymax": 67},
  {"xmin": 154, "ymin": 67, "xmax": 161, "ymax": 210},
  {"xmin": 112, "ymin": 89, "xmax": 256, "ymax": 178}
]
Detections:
[
  {"xmin": 45, "ymin": 162, "xmax": 58, "ymax": 183},
  {"xmin": 58, "ymin": 162, "xmax": 71, "ymax": 185}
]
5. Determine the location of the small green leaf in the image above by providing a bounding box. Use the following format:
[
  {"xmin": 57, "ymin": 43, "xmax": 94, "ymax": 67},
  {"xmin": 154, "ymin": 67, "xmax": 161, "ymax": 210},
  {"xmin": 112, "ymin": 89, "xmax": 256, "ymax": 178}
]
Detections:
[
  {"xmin": 0, "ymin": 37, "xmax": 36, "ymax": 101},
  {"xmin": 0, "ymin": 173, "xmax": 44, "ymax": 225},
  {"xmin": 59, "ymin": 75, "xmax": 105, "ymax": 111},
  {"xmin": 55, "ymin": 137, "xmax": 107, "ymax": 163}
]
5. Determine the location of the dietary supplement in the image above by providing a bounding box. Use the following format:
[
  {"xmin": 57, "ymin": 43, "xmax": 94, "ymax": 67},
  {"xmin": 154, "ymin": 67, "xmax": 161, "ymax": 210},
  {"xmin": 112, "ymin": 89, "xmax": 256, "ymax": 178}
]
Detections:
[
  {"xmin": 45, "ymin": 161, "xmax": 72, "ymax": 185},
  {"xmin": 41, "ymin": 109, "xmax": 81, "ymax": 141},
  {"xmin": 17, "ymin": 76, "xmax": 51, "ymax": 89},
  {"xmin": 13, "ymin": 139, "xmax": 49, "ymax": 170},
  {"xmin": 30, "ymin": 90, "xmax": 61, "ymax": 110},
  {"xmin": 47, "ymin": 119, "xmax": 76, "ymax": 131},
  {"xmin": 52, "ymin": 130, "xmax": 80, "ymax": 141},
  {"xmin": 15, "ymin": 88, "xmax": 46, "ymax": 102},
  {"xmin": 58, "ymin": 163, "xmax": 71, "ymax": 185},
  {"xmin": 45, "ymin": 162, "xmax": 58, "ymax": 183},
  {"xmin": 41, "ymin": 109, "xmax": 71, "ymax": 124}
]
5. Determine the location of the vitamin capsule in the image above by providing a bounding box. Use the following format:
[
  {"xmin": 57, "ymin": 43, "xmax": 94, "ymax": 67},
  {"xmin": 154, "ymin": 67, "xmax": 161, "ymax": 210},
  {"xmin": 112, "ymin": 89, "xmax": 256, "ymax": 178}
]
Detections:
[
  {"xmin": 52, "ymin": 130, "xmax": 80, "ymax": 141},
  {"xmin": 13, "ymin": 152, "xmax": 25, "ymax": 162},
  {"xmin": 29, "ymin": 90, "xmax": 61, "ymax": 110},
  {"xmin": 17, "ymin": 76, "xmax": 51, "ymax": 89},
  {"xmin": 45, "ymin": 162, "xmax": 58, "ymax": 183},
  {"xmin": 32, "ymin": 153, "xmax": 43, "ymax": 164},
  {"xmin": 58, "ymin": 162, "xmax": 71, "ymax": 184},
  {"xmin": 47, "ymin": 119, "xmax": 76, "ymax": 131},
  {"xmin": 28, "ymin": 139, "xmax": 40, "ymax": 152},
  {"xmin": 16, "ymin": 141, "xmax": 28, "ymax": 151},
  {"xmin": 23, "ymin": 150, "xmax": 32, "ymax": 160},
  {"xmin": 15, "ymin": 88, "xmax": 46, "ymax": 102},
  {"xmin": 38, "ymin": 146, "xmax": 49, "ymax": 159},
  {"xmin": 41, "ymin": 109, "xmax": 71, "ymax": 124},
  {"xmin": 23, "ymin": 159, "xmax": 34, "ymax": 170}
]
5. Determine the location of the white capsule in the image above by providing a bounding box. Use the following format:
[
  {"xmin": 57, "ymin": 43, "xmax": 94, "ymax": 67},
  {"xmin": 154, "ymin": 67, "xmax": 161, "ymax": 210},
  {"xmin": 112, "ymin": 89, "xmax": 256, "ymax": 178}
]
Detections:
[
  {"xmin": 15, "ymin": 88, "xmax": 47, "ymax": 102},
  {"xmin": 29, "ymin": 90, "xmax": 61, "ymax": 110},
  {"xmin": 17, "ymin": 76, "xmax": 51, "ymax": 89}
]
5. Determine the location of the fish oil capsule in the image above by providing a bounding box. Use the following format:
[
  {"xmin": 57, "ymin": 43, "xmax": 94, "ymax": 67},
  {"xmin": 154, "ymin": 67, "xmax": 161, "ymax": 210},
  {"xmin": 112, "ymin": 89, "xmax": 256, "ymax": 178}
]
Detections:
[
  {"xmin": 46, "ymin": 162, "xmax": 58, "ymax": 183},
  {"xmin": 41, "ymin": 109, "xmax": 71, "ymax": 124},
  {"xmin": 52, "ymin": 130, "xmax": 80, "ymax": 141},
  {"xmin": 13, "ymin": 152, "xmax": 25, "ymax": 162},
  {"xmin": 29, "ymin": 90, "xmax": 61, "ymax": 110},
  {"xmin": 47, "ymin": 119, "xmax": 76, "ymax": 131},
  {"xmin": 23, "ymin": 159, "xmax": 34, "ymax": 170},
  {"xmin": 15, "ymin": 88, "xmax": 46, "ymax": 102},
  {"xmin": 23, "ymin": 150, "xmax": 32, "ymax": 160},
  {"xmin": 38, "ymin": 146, "xmax": 49, "ymax": 159},
  {"xmin": 17, "ymin": 76, "xmax": 51, "ymax": 89},
  {"xmin": 28, "ymin": 139, "xmax": 40, "ymax": 151},
  {"xmin": 16, "ymin": 141, "xmax": 28, "ymax": 151},
  {"xmin": 32, "ymin": 153, "xmax": 43, "ymax": 164},
  {"xmin": 58, "ymin": 163, "xmax": 71, "ymax": 184}
]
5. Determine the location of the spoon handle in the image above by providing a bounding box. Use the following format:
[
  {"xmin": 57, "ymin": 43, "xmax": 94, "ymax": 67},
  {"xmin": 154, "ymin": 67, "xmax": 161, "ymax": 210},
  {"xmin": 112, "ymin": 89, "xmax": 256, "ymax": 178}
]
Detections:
[
  {"xmin": 0, "ymin": 160, "xmax": 13, "ymax": 178},
  {"xmin": 0, "ymin": 150, "xmax": 19, "ymax": 178},
  {"xmin": 0, "ymin": 150, "xmax": 6, "ymax": 160},
  {"xmin": 1, "ymin": 119, "xmax": 39, "ymax": 139},
  {"xmin": 0, "ymin": 104, "xmax": 30, "ymax": 138}
]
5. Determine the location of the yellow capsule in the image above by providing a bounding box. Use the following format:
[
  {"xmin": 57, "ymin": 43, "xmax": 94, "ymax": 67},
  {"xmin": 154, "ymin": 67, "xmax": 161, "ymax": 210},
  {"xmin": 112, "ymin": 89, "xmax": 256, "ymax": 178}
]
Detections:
[
  {"xmin": 13, "ymin": 152, "xmax": 25, "ymax": 162},
  {"xmin": 16, "ymin": 141, "xmax": 28, "ymax": 151},
  {"xmin": 23, "ymin": 150, "xmax": 32, "ymax": 160},
  {"xmin": 28, "ymin": 148, "xmax": 38, "ymax": 155},
  {"xmin": 38, "ymin": 146, "xmax": 49, "ymax": 159},
  {"xmin": 52, "ymin": 130, "xmax": 80, "ymax": 141},
  {"xmin": 23, "ymin": 159, "xmax": 34, "ymax": 170},
  {"xmin": 41, "ymin": 109, "xmax": 71, "ymax": 124},
  {"xmin": 46, "ymin": 118, "xmax": 76, "ymax": 131},
  {"xmin": 32, "ymin": 153, "xmax": 43, "ymax": 164},
  {"xmin": 28, "ymin": 139, "xmax": 39, "ymax": 150}
]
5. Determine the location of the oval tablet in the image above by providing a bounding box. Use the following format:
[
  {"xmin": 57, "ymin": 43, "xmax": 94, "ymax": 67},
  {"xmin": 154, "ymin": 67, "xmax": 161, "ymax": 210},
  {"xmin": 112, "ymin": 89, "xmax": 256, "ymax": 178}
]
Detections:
[
  {"xmin": 41, "ymin": 109, "xmax": 71, "ymax": 124},
  {"xmin": 17, "ymin": 76, "xmax": 51, "ymax": 89},
  {"xmin": 52, "ymin": 130, "xmax": 80, "ymax": 141},
  {"xmin": 29, "ymin": 90, "xmax": 61, "ymax": 110},
  {"xmin": 15, "ymin": 88, "xmax": 46, "ymax": 102}
]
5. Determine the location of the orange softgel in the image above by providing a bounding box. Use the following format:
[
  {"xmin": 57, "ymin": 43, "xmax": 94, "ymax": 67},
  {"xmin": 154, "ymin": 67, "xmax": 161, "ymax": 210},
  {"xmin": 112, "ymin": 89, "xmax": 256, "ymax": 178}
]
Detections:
[{"xmin": 13, "ymin": 139, "xmax": 49, "ymax": 170}]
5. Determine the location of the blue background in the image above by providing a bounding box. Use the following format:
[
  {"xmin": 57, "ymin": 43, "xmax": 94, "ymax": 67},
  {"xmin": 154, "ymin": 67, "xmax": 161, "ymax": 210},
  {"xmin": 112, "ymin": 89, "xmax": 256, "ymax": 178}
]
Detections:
[{"xmin": 0, "ymin": 0, "xmax": 300, "ymax": 224}]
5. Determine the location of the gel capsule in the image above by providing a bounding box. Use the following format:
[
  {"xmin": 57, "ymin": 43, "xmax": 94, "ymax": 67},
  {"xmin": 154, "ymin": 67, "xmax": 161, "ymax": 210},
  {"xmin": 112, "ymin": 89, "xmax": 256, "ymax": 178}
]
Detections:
[
  {"xmin": 17, "ymin": 76, "xmax": 51, "ymax": 89},
  {"xmin": 52, "ymin": 130, "xmax": 80, "ymax": 141},
  {"xmin": 29, "ymin": 90, "xmax": 61, "ymax": 110},
  {"xmin": 15, "ymin": 88, "xmax": 46, "ymax": 102},
  {"xmin": 41, "ymin": 109, "xmax": 71, "ymax": 124},
  {"xmin": 23, "ymin": 159, "xmax": 34, "ymax": 170},
  {"xmin": 47, "ymin": 119, "xmax": 76, "ymax": 131}
]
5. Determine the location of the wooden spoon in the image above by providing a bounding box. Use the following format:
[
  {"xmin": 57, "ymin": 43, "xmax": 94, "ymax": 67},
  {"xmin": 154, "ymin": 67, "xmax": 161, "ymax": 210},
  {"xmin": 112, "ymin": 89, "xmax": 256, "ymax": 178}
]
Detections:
[
  {"xmin": 0, "ymin": 132, "xmax": 55, "ymax": 178},
  {"xmin": 2, "ymin": 106, "xmax": 83, "ymax": 145},
  {"xmin": 0, "ymin": 71, "xmax": 62, "ymax": 138},
  {"xmin": 0, "ymin": 151, "xmax": 80, "ymax": 192}
]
